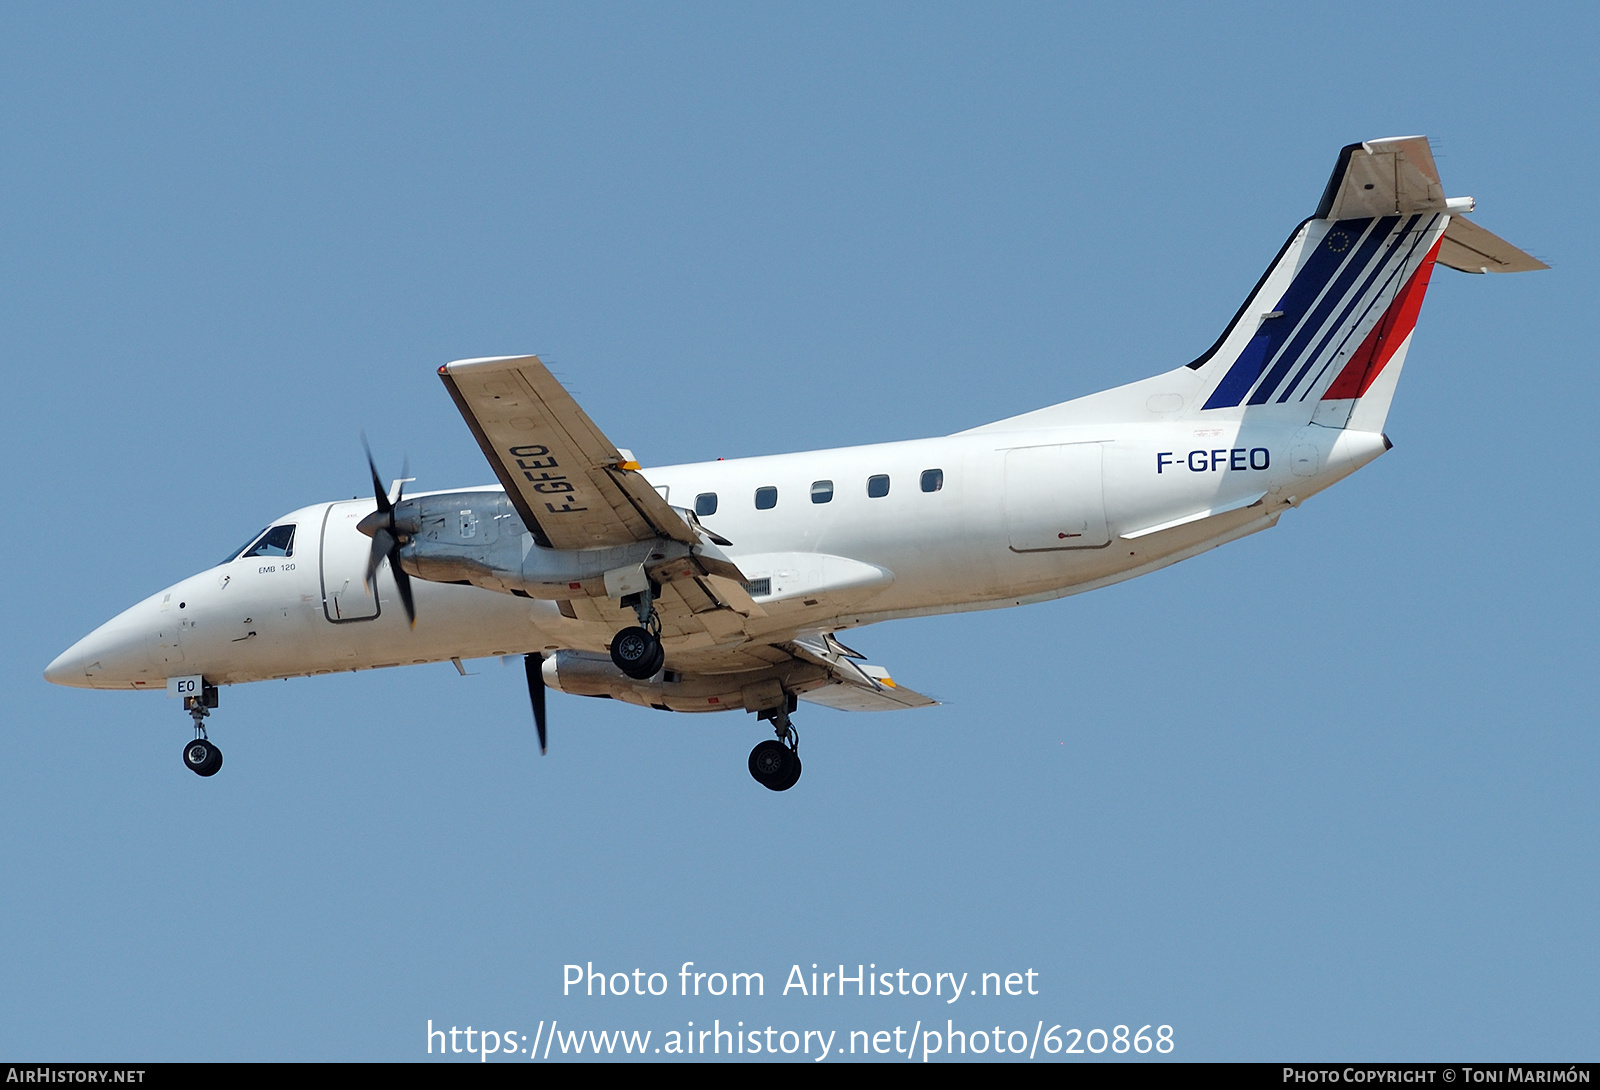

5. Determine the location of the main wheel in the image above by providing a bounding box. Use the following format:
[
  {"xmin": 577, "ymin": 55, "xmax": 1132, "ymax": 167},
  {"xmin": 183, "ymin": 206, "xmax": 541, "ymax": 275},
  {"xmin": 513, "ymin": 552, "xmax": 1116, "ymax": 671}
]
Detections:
[
  {"xmin": 642, "ymin": 640, "xmax": 665, "ymax": 678},
  {"xmin": 183, "ymin": 738, "xmax": 223, "ymax": 777},
  {"xmin": 775, "ymin": 749, "xmax": 802, "ymax": 791},
  {"xmin": 610, "ymin": 626, "xmax": 663, "ymax": 680},
  {"xmin": 748, "ymin": 740, "xmax": 800, "ymax": 792}
]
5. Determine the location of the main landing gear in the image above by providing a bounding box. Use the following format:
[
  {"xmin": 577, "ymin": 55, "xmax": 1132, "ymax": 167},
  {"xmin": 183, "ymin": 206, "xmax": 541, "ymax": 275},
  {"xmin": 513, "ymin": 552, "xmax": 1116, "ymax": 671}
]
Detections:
[
  {"xmin": 181, "ymin": 683, "xmax": 223, "ymax": 777},
  {"xmin": 610, "ymin": 585, "xmax": 665, "ymax": 680},
  {"xmin": 606, "ymin": 585, "xmax": 803, "ymax": 792},
  {"xmin": 748, "ymin": 698, "xmax": 802, "ymax": 792}
]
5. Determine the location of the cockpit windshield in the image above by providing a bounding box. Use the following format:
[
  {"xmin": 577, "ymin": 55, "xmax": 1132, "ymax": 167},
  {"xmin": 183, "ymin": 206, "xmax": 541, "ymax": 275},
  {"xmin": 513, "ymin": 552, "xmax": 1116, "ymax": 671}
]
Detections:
[
  {"xmin": 221, "ymin": 528, "xmax": 269, "ymax": 567},
  {"xmin": 222, "ymin": 524, "xmax": 296, "ymax": 565}
]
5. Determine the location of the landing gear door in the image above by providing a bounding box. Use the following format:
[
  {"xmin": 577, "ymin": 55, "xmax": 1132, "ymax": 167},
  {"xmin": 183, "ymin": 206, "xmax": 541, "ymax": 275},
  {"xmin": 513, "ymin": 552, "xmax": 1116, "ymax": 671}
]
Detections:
[
  {"xmin": 319, "ymin": 501, "xmax": 381, "ymax": 622},
  {"xmin": 1003, "ymin": 443, "xmax": 1109, "ymax": 551}
]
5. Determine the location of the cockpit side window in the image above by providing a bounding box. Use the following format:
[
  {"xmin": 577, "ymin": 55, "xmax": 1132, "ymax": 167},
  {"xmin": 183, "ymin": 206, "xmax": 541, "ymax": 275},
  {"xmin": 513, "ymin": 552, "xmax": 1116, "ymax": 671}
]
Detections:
[{"xmin": 242, "ymin": 524, "xmax": 296, "ymax": 559}]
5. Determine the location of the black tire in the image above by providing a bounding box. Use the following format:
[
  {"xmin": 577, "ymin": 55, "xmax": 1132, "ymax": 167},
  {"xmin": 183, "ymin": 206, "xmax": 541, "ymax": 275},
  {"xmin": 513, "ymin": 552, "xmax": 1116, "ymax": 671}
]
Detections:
[
  {"xmin": 774, "ymin": 749, "xmax": 802, "ymax": 791},
  {"xmin": 642, "ymin": 639, "xmax": 666, "ymax": 678},
  {"xmin": 610, "ymin": 626, "xmax": 662, "ymax": 680},
  {"xmin": 748, "ymin": 740, "xmax": 799, "ymax": 792},
  {"xmin": 183, "ymin": 738, "xmax": 223, "ymax": 777}
]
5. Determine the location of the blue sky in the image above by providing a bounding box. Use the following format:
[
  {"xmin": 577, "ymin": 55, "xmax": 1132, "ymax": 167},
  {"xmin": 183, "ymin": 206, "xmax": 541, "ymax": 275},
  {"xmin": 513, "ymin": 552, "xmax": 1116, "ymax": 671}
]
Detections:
[{"xmin": 3, "ymin": 2, "xmax": 1595, "ymax": 1061}]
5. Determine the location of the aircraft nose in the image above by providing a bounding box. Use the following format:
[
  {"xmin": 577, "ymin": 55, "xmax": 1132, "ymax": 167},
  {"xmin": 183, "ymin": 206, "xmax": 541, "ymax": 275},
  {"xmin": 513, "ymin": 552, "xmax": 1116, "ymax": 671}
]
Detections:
[
  {"xmin": 45, "ymin": 607, "xmax": 160, "ymax": 690},
  {"xmin": 43, "ymin": 646, "xmax": 79, "ymax": 686},
  {"xmin": 46, "ymin": 634, "xmax": 103, "ymax": 688}
]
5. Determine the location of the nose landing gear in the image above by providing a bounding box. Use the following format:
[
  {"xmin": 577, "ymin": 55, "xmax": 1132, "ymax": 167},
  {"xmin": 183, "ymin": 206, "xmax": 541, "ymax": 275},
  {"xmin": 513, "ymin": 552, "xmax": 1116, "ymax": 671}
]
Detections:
[
  {"xmin": 748, "ymin": 701, "xmax": 802, "ymax": 792},
  {"xmin": 182, "ymin": 683, "xmax": 223, "ymax": 777},
  {"xmin": 183, "ymin": 736, "xmax": 223, "ymax": 777}
]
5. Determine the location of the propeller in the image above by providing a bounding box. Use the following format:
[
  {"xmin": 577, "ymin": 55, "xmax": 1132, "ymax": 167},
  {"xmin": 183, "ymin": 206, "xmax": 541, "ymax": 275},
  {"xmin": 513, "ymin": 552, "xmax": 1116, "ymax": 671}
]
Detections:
[
  {"xmin": 525, "ymin": 653, "xmax": 548, "ymax": 754},
  {"xmin": 354, "ymin": 436, "xmax": 417, "ymax": 627}
]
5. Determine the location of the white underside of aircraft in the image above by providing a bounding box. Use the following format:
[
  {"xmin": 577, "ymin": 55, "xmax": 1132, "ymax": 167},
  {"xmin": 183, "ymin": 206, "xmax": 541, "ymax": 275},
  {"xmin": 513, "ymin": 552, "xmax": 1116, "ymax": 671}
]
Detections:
[{"xmin": 46, "ymin": 136, "xmax": 1544, "ymax": 789}]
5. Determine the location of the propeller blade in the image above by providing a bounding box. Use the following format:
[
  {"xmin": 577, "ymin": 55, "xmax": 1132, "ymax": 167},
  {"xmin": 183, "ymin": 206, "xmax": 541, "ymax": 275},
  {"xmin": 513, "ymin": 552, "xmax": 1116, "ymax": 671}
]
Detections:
[
  {"xmin": 364, "ymin": 527, "xmax": 393, "ymax": 591},
  {"xmin": 391, "ymin": 558, "xmax": 416, "ymax": 628},
  {"xmin": 525, "ymin": 653, "xmax": 547, "ymax": 754},
  {"xmin": 357, "ymin": 437, "xmax": 418, "ymax": 628},
  {"xmin": 361, "ymin": 432, "xmax": 392, "ymax": 515}
]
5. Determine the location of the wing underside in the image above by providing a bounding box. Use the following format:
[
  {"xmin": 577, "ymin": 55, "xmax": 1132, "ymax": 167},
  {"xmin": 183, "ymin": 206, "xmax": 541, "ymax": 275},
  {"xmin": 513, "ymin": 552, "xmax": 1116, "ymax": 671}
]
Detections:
[
  {"xmin": 437, "ymin": 354, "xmax": 932, "ymax": 710},
  {"xmin": 438, "ymin": 355, "xmax": 700, "ymax": 551}
]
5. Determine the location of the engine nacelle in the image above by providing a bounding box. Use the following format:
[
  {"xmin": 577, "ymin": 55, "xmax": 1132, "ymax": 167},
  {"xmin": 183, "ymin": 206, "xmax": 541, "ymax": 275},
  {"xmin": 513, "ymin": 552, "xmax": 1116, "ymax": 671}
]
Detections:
[
  {"xmin": 541, "ymin": 651, "xmax": 826, "ymax": 714},
  {"xmin": 390, "ymin": 491, "xmax": 715, "ymax": 600}
]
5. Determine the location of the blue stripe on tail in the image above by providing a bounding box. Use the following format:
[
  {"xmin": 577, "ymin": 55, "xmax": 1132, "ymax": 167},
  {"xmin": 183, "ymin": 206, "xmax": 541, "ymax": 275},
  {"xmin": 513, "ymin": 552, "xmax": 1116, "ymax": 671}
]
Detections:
[
  {"xmin": 1275, "ymin": 215, "xmax": 1425, "ymax": 403},
  {"xmin": 1247, "ymin": 216, "xmax": 1400, "ymax": 405},
  {"xmin": 1201, "ymin": 218, "xmax": 1375, "ymax": 410}
]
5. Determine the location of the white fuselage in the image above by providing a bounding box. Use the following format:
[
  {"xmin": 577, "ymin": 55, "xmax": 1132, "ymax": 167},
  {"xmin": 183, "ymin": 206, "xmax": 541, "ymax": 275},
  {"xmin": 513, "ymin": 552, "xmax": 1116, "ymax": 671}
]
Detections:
[
  {"xmin": 47, "ymin": 135, "xmax": 1537, "ymax": 727},
  {"xmin": 45, "ymin": 417, "xmax": 1386, "ymax": 694}
]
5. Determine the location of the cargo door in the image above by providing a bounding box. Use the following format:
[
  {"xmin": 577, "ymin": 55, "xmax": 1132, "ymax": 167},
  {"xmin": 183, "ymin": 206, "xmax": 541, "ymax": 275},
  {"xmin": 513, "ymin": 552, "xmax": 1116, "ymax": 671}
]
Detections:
[{"xmin": 1003, "ymin": 444, "xmax": 1109, "ymax": 551}]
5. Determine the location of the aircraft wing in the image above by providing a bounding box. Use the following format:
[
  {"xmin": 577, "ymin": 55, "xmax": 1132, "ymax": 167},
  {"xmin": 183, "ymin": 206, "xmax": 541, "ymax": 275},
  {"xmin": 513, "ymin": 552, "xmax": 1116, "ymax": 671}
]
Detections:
[
  {"xmin": 789, "ymin": 633, "xmax": 938, "ymax": 711},
  {"xmin": 438, "ymin": 355, "xmax": 700, "ymax": 551},
  {"xmin": 544, "ymin": 631, "xmax": 937, "ymax": 712},
  {"xmin": 435, "ymin": 355, "xmax": 921, "ymax": 688},
  {"xmin": 795, "ymin": 663, "xmax": 938, "ymax": 711}
]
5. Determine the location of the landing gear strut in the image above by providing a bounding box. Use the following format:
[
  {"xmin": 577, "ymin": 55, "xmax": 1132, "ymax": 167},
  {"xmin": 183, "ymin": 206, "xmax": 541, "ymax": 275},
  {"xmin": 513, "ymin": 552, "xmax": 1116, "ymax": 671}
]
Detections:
[
  {"xmin": 611, "ymin": 584, "xmax": 664, "ymax": 680},
  {"xmin": 181, "ymin": 684, "xmax": 223, "ymax": 777},
  {"xmin": 749, "ymin": 697, "xmax": 802, "ymax": 792}
]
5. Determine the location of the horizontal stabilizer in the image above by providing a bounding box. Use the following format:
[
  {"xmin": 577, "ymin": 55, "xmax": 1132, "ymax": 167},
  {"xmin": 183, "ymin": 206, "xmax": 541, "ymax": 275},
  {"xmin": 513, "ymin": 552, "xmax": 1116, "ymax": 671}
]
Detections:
[{"xmin": 1438, "ymin": 216, "xmax": 1548, "ymax": 274}]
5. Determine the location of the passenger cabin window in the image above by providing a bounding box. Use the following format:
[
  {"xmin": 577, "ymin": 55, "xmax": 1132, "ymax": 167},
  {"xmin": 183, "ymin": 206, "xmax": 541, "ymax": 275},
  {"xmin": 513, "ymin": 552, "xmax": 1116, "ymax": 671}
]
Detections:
[
  {"xmin": 695, "ymin": 492, "xmax": 718, "ymax": 517},
  {"xmin": 921, "ymin": 468, "xmax": 944, "ymax": 492},
  {"xmin": 811, "ymin": 480, "xmax": 834, "ymax": 504},
  {"xmin": 755, "ymin": 486, "xmax": 778, "ymax": 510},
  {"xmin": 243, "ymin": 524, "xmax": 296, "ymax": 559},
  {"xmin": 867, "ymin": 475, "xmax": 890, "ymax": 498}
]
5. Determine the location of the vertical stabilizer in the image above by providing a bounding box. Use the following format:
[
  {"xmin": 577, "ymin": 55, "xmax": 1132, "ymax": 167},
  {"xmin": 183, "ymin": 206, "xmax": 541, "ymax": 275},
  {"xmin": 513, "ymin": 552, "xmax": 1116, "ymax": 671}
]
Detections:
[
  {"xmin": 964, "ymin": 137, "xmax": 1543, "ymax": 436},
  {"xmin": 1187, "ymin": 137, "xmax": 1545, "ymax": 433},
  {"xmin": 1187, "ymin": 137, "xmax": 1459, "ymax": 421}
]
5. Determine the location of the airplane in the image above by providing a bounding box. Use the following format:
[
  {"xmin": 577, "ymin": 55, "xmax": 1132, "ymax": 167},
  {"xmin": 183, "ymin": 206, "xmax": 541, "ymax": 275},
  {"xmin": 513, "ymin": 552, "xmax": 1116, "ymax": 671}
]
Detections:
[{"xmin": 45, "ymin": 136, "xmax": 1544, "ymax": 791}]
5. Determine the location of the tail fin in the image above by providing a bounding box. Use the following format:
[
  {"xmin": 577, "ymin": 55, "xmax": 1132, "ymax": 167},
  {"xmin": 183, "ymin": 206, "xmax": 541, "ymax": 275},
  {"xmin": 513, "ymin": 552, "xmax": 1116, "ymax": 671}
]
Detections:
[
  {"xmin": 1188, "ymin": 136, "xmax": 1544, "ymax": 431},
  {"xmin": 963, "ymin": 138, "xmax": 1543, "ymax": 437}
]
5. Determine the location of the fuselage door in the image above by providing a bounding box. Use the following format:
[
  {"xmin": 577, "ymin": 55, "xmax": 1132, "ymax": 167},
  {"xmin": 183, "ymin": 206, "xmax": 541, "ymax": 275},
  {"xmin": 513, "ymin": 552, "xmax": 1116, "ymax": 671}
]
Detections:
[
  {"xmin": 319, "ymin": 501, "xmax": 381, "ymax": 622},
  {"xmin": 1003, "ymin": 443, "xmax": 1109, "ymax": 551}
]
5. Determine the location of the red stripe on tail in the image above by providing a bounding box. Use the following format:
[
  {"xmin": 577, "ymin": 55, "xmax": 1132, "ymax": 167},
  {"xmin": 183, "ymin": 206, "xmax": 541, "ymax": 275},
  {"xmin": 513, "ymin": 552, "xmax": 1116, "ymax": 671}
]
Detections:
[{"xmin": 1322, "ymin": 236, "xmax": 1443, "ymax": 400}]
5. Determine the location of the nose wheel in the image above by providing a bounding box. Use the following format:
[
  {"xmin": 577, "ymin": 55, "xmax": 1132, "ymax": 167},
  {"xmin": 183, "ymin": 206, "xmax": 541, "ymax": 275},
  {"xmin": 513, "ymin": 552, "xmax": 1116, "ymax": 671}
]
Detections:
[
  {"xmin": 181, "ymin": 683, "xmax": 223, "ymax": 777},
  {"xmin": 183, "ymin": 736, "xmax": 223, "ymax": 777}
]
